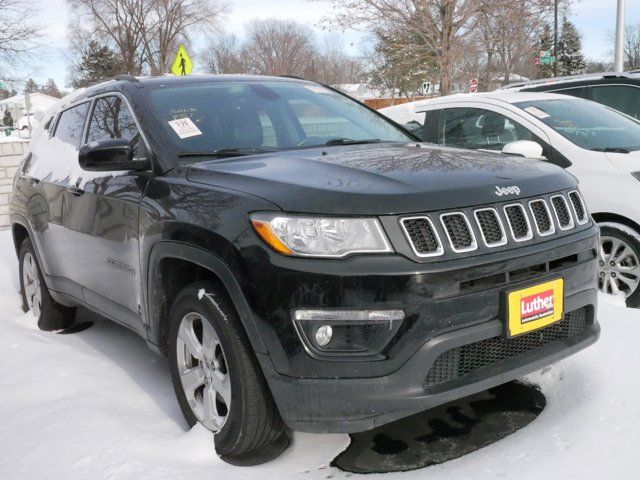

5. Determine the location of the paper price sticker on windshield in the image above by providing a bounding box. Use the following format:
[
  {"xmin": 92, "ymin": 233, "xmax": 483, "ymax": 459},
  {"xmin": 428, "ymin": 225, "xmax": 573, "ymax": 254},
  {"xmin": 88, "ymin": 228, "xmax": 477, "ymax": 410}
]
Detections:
[
  {"xmin": 524, "ymin": 106, "xmax": 550, "ymax": 119},
  {"xmin": 168, "ymin": 117, "xmax": 202, "ymax": 139}
]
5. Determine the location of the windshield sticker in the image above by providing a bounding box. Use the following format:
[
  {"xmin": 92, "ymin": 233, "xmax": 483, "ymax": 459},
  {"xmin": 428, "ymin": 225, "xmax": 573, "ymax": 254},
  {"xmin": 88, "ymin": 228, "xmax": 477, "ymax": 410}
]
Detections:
[
  {"xmin": 168, "ymin": 117, "xmax": 202, "ymax": 139},
  {"xmin": 524, "ymin": 106, "xmax": 550, "ymax": 119}
]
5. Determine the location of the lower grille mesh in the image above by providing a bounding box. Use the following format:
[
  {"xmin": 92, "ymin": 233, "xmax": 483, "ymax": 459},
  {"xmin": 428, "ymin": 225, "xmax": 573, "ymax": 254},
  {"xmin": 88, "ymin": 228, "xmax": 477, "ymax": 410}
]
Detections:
[{"xmin": 425, "ymin": 307, "xmax": 590, "ymax": 386}]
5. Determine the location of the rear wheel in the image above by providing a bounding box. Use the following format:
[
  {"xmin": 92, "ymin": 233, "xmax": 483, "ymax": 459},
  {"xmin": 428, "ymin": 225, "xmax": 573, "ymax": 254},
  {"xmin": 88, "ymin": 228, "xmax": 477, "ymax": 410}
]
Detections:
[
  {"xmin": 599, "ymin": 224, "xmax": 640, "ymax": 308},
  {"xmin": 19, "ymin": 238, "xmax": 76, "ymax": 330},
  {"xmin": 167, "ymin": 281, "xmax": 287, "ymax": 464}
]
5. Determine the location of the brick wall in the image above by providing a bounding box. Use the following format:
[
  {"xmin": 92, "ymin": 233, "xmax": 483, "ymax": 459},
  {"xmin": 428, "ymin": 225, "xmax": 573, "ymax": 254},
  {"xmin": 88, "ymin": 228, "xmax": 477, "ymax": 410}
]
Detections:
[{"xmin": 0, "ymin": 140, "xmax": 28, "ymax": 228}]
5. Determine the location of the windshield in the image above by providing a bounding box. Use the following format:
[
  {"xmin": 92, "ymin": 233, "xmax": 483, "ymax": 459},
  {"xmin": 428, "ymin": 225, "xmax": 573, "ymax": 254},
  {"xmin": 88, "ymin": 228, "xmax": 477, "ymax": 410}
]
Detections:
[
  {"xmin": 514, "ymin": 98, "xmax": 640, "ymax": 152},
  {"xmin": 145, "ymin": 80, "xmax": 412, "ymax": 160}
]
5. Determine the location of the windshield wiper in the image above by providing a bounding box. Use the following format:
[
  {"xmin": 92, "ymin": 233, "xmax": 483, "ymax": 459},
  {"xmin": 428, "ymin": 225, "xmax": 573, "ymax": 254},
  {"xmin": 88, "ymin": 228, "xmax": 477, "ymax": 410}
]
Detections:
[
  {"xmin": 324, "ymin": 138, "xmax": 382, "ymax": 146},
  {"xmin": 178, "ymin": 147, "xmax": 274, "ymax": 158},
  {"xmin": 590, "ymin": 147, "xmax": 631, "ymax": 154}
]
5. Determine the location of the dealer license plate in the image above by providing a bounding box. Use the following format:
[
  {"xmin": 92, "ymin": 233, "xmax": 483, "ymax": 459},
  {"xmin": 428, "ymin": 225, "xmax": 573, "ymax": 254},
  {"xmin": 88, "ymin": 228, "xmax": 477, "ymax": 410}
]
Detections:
[{"xmin": 507, "ymin": 278, "xmax": 564, "ymax": 338}]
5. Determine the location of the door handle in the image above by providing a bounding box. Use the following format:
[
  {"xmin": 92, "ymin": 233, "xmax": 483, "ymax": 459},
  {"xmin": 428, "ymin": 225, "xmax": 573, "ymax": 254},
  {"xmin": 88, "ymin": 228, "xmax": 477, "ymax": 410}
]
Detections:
[{"xmin": 67, "ymin": 186, "xmax": 85, "ymax": 197}]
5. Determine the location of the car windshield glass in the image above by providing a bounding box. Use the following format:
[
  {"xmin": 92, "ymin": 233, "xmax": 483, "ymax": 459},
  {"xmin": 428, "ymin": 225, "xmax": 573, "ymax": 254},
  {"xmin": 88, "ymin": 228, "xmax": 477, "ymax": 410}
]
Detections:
[
  {"xmin": 145, "ymin": 81, "xmax": 412, "ymax": 161},
  {"xmin": 513, "ymin": 98, "xmax": 640, "ymax": 152}
]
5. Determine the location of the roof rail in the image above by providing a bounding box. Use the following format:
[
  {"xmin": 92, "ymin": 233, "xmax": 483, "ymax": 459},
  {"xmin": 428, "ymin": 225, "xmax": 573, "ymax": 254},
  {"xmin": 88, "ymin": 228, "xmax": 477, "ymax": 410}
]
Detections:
[
  {"xmin": 279, "ymin": 75, "xmax": 307, "ymax": 81},
  {"xmin": 113, "ymin": 75, "xmax": 140, "ymax": 83}
]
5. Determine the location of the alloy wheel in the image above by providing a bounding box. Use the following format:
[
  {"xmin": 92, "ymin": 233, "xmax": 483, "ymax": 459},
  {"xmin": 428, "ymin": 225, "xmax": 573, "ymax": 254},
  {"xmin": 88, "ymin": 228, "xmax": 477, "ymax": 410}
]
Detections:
[
  {"xmin": 599, "ymin": 235, "xmax": 640, "ymax": 298},
  {"xmin": 176, "ymin": 312, "xmax": 231, "ymax": 432},
  {"xmin": 22, "ymin": 252, "xmax": 42, "ymax": 318}
]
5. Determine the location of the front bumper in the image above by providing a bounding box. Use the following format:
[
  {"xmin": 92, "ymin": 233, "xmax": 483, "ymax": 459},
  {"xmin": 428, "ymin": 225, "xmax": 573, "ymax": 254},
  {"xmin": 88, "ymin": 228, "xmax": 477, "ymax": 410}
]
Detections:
[{"xmin": 236, "ymin": 224, "xmax": 600, "ymax": 433}]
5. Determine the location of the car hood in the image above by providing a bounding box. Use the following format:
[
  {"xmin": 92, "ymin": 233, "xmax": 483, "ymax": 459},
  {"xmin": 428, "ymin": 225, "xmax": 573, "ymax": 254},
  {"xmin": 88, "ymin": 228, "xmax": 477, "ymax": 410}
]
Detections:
[
  {"xmin": 605, "ymin": 151, "xmax": 640, "ymax": 173},
  {"xmin": 186, "ymin": 143, "xmax": 577, "ymax": 215}
]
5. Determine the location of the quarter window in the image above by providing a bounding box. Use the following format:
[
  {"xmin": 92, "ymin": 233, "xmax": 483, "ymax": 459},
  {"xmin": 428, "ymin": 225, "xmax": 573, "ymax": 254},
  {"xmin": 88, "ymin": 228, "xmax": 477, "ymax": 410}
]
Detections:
[{"xmin": 54, "ymin": 102, "xmax": 90, "ymax": 147}]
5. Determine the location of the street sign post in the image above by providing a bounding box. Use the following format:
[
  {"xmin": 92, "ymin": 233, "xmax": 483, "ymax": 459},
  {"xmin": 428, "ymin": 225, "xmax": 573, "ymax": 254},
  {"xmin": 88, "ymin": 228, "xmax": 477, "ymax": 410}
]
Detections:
[
  {"xmin": 171, "ymin": 45, "xmax": 193, "ymax": 76},
  {"xmin": 469, "ymin": 78, "xmax": 478, "ymax": 93}
]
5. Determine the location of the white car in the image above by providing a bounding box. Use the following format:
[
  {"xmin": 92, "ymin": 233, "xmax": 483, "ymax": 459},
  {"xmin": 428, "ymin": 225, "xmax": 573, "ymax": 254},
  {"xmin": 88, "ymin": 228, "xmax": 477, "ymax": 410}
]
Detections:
[{"xmin": 381, "ymin": 92, "xmax": 640, "ymax": 306}]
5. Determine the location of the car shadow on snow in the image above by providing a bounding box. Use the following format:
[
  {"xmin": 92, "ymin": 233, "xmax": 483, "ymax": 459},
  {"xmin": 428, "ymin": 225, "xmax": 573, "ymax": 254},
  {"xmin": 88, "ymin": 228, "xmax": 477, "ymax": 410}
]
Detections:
[{"xmin": 332, "ymin": 381, "xmax": 546, "ymax": 474}]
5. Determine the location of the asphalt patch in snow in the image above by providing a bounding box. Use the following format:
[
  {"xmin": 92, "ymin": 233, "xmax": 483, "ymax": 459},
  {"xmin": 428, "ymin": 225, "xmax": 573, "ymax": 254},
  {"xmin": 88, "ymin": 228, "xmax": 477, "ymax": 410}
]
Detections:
[{"xmin": 332, "ymin": 381, "xmax": 545, "ymax": 474}]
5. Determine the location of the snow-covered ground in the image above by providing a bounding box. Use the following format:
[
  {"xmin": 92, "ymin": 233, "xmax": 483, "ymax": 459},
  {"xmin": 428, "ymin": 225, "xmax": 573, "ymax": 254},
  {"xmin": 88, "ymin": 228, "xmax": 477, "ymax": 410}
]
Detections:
[{"xmin": 0, "ymin": 227, "xmax": 638, "ymax": 479}]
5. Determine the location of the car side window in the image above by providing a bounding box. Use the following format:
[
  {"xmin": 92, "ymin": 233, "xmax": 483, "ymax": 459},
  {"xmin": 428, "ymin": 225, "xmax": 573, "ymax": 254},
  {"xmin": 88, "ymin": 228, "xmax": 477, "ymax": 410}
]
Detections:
[
  {"xmin": 54, "ymin": 102, "xmax": 90, "ymax": 147},
  {"xmin": 550, "ymin": 87, "xmax": 584, "ymax": 98},
  {"xmin": 87, "ymin": 96, "xmax": 146, "ymax": 159},
  {"xmin": 588, "ymin": 85, "xmax": 640, "ymax": 119},
  {"xmin": 440, "ymin": 107, "xmax": 543, "ymax": 152}
]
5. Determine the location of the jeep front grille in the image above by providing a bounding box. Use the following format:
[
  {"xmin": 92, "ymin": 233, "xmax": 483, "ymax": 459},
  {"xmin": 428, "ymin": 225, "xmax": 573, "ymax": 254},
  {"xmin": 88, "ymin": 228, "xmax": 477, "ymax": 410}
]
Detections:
[
  {"xmin": 400, "ymin": 217, "xmax": 443, "ymax": 257},
  {"xmin": 568, "ymin": 191, "xmax": 587, "ymax": 224},
  {"xmin": 399, "ymin": 191, "xmax": 586, "ymax": 258},
  {"xmin": 504, "ymin": 204, "xmax": 532, "ymax": 241},
  {"xmin": 551, "ymin": 195, "xmax": 574, "ymax": 230},
  {"xmin": 474, "ymin": 209, "xmax": 506, "ymax": 247},
  {"xmin": 425, "ymin": 307, "xmax": 591, "ymax": 386},
  {"xmin": 529, "ymin": 199, "xmax": 555, "ymax": 236},
  {"xmin": 441, "ymin": 213, "xmax": 477, "ymax": 252}
]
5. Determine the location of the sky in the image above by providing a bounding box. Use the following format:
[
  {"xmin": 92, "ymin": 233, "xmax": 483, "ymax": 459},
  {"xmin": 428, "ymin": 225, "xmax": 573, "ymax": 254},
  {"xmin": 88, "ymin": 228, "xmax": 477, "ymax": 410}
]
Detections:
[{"xmin": 12, "ymin": 0, "xmax": 640, "ymax": 91}]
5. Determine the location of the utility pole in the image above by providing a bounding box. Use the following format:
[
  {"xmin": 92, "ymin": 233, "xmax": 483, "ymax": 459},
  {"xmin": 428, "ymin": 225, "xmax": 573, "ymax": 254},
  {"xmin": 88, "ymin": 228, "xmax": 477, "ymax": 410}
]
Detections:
[
  {"xmin": 553, "ymin": 0, "xmax": 558, "ymax": 77},
  {"xmin": 614, "ymin": 0, "xmax": 626, "ymax": 71}
]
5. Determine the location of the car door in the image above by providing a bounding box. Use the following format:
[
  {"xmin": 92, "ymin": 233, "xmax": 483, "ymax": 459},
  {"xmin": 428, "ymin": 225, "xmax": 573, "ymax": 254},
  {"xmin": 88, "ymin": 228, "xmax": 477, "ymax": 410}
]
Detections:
[
  {"xmin": 427, "ymin": 104, "xmax": 572, "ymax": 166},
  {"xmin": 19, "ymin": 101, "xmax": 91, "ymax": 300},
  {"xmin": 63, "ymin": 94, "xmax": 151, "ymax": 334}
]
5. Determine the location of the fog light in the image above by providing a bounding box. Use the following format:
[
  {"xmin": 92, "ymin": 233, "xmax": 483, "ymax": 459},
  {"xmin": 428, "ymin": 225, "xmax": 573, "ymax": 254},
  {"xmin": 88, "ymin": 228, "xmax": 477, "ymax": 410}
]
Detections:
[
  {"xmin": 292, "ymin": 309, "xmax": 405, "ymax": 357},
  {"xmin": 315, "ymin": 325, "xmax": 333, "ymax": 346}
]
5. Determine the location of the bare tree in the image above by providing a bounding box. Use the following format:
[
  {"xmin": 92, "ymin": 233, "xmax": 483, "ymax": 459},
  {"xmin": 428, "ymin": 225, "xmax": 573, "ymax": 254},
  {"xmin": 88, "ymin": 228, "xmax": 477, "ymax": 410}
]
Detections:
[
  {"xmin": 202, "ymin": 34, "xmax": 247, "ymax": 74},
  {"xmin": 623, "ymin": 24, "xmax": 640, "ymax": 71},
  {"xmin": 241, "ymin": 19, "xmax": 317, "ymax": 77},
  {"xmin": 67, "ymin": 0, "xmax": 228, "ymax": 76},
  {"xmin": 316, "ymin": 0, "xmax": 479, "ymax": 95},
  {"xmin": 313, "ymin": 38, "xmax": 366, "ymax": 85},
  {"xmin": 0, "ymin": 0, "xmax": 42, "ymax": 81}
]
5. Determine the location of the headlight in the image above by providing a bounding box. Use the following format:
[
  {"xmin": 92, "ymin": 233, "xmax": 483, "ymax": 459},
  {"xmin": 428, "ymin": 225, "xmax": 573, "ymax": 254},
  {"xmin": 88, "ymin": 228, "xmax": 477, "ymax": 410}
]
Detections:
[{"xmin": 250, "ymin": 213, "xmax": 393, "ymax": 257}]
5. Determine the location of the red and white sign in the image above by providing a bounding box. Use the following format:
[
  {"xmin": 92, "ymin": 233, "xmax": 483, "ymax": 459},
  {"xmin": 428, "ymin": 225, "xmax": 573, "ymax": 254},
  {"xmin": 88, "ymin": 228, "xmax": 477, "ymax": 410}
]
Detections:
[
  {"xmin": 520, "ymin": 289, "xmax": 555, "ymax": 323},
  {"xmin": 469, "ymin": 78, "xmax": 478, "ymax": 93}
]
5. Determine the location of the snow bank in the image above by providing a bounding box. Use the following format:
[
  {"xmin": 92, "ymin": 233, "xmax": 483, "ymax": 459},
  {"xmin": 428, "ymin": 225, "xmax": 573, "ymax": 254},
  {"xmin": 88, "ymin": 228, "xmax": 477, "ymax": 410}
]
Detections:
[{"xmin": 0, "ymin": 227, "xmax": 637, "ymax": 479}]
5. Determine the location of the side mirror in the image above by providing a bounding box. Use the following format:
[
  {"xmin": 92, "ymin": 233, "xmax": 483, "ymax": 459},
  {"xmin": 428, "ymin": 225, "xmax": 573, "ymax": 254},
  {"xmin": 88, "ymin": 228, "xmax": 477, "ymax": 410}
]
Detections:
[
  {"xmin": 79, "ymin": 138, "xmax": 136, "ymax": 172},
  {"xmin": 502, "ymin": 140, "xmax": 545, "ymax": 160}
]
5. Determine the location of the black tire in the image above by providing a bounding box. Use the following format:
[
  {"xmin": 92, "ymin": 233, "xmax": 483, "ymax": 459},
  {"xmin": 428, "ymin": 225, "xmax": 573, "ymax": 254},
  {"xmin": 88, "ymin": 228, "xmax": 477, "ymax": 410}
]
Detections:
[
  {"xmin": 599, "ymin": 224, "xmax": 640, "ymax": 308},
  {"xmin": 167, "ymin": 281, "xmax": 286, "ymax": 462},
  {"xmin": 18, "ymin": 238, "xmax": 76, "ymax": 331}
]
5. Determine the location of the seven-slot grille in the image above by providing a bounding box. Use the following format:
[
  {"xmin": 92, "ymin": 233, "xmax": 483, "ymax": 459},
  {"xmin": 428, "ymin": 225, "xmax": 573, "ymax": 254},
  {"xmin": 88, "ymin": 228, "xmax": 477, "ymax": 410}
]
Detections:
[
  {"xmin": 504, "ymin": 204, "xmax": 532, "ymax": 241},
  {"xmin": 441, "ymin": 213, "xmax": 476, "ymax": 252},
  {"xmin": 400, "ymin": 217, "xmax": 443, "ymax": 257},
  {"xmin": 551, "ymin": 195, "xmax": 575, "ymax": 230},
  {"xmin": 400, "ymin": 192, "xmax": 587, "ymax": 257},
  {"xmin": 475, "ymin": 209, "xmax": 506, "ymax": 247},
  {"xmin": 569, "ymin": 191, "xmax": 588, "ymax": 224},
  {"xmin": 529, "ymin": 199, "xmax": 555, "ymax": 236}
]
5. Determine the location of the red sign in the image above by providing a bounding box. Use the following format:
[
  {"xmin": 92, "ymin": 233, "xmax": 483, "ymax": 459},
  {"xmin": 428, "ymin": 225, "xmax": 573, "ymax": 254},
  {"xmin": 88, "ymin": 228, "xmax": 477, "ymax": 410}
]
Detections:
[
  {"xmin": 520, "ymin": 289, "xmax": 555, "ymax": 323},
  {"xmin": 469, "ymin": 78, "xmax": 478, "ymax": 93}
]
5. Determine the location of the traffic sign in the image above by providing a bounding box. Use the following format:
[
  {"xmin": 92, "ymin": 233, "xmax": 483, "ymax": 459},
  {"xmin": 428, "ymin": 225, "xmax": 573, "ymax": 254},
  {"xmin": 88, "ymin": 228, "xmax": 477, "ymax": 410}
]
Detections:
[
  {"xmin": 171, "ymin": 45, "xmax": 193, "ymax": 76},
  {"xmin": 469, "ymin": 78, "xmax": 478, "ymax": 93}
]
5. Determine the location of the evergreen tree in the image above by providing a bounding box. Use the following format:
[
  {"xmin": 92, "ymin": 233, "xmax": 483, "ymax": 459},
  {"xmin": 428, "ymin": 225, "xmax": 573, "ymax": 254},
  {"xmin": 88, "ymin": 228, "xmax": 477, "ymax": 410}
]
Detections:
[
  {"xmin": 41, "ymin": 78, "xmax": 62, "ymax": 98},
  {"xmin": 537, "ymin": 24, "xmax": 555, "ymax": 79},
  {"xmin": 24, "ymin": 78, "xmax": 39, "ymax": 94},
  {"xmin": 558, "ymin": 18, "xmax": 586, "ymax": 76},
  {"xmin": 3, "ymin": 109, "xmax": 13, "ymax": 127},
  {"xmin": 71, "ymin": 41, "xmax": 124, "ymax": 89}
]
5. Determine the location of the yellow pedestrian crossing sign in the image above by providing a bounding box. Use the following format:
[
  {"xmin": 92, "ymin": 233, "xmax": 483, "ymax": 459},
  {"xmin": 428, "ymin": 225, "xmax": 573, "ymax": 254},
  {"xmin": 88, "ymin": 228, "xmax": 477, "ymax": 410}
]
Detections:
[{"xmin": 171, "ymin": 45, "xmax": 193, "ymax": 76}]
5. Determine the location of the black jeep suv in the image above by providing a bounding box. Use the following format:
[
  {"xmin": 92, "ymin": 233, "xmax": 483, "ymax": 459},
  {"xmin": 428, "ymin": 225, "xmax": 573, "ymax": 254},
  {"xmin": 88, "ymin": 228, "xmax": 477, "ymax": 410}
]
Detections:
[{"xmin": 10, "ymin": 75, "xmax": 600, "ymax": 463}]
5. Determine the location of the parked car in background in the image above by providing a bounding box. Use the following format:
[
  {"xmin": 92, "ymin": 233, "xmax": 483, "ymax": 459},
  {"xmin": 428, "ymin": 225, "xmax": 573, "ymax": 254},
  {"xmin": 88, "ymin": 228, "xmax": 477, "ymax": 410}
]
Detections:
[
  {"xmin": 501, "ymin": 71, "xmax": 640, "ymax": 120},
  {"xmin": 10, "ymin": 75, "xmax": 599, "ymax": 463},
  {"xmin": 381, "ymin": 92, "xmax": 640, "ymax": 306}
]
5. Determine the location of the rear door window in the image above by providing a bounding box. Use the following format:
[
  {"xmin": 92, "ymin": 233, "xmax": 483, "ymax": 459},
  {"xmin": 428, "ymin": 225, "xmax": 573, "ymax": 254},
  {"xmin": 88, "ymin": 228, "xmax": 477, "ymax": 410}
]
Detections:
[
  {"xmin": 54, "ymin": 102, "xmax": 90, "ymax": 147},
  {"xmin": 587, "ymin": 85, "xmax": 640, "ymax": 119}
]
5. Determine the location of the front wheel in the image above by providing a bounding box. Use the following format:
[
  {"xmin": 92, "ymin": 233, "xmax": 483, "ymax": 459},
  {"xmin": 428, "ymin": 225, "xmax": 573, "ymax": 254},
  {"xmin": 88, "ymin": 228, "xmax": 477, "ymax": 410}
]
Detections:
[
  {"xmin": 599, "ymin": 223, "xmax": 640, "ymax": 308},
  {"xmin": 167, "ymin": 281, "xmax": 286, "ymax": 464}
]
